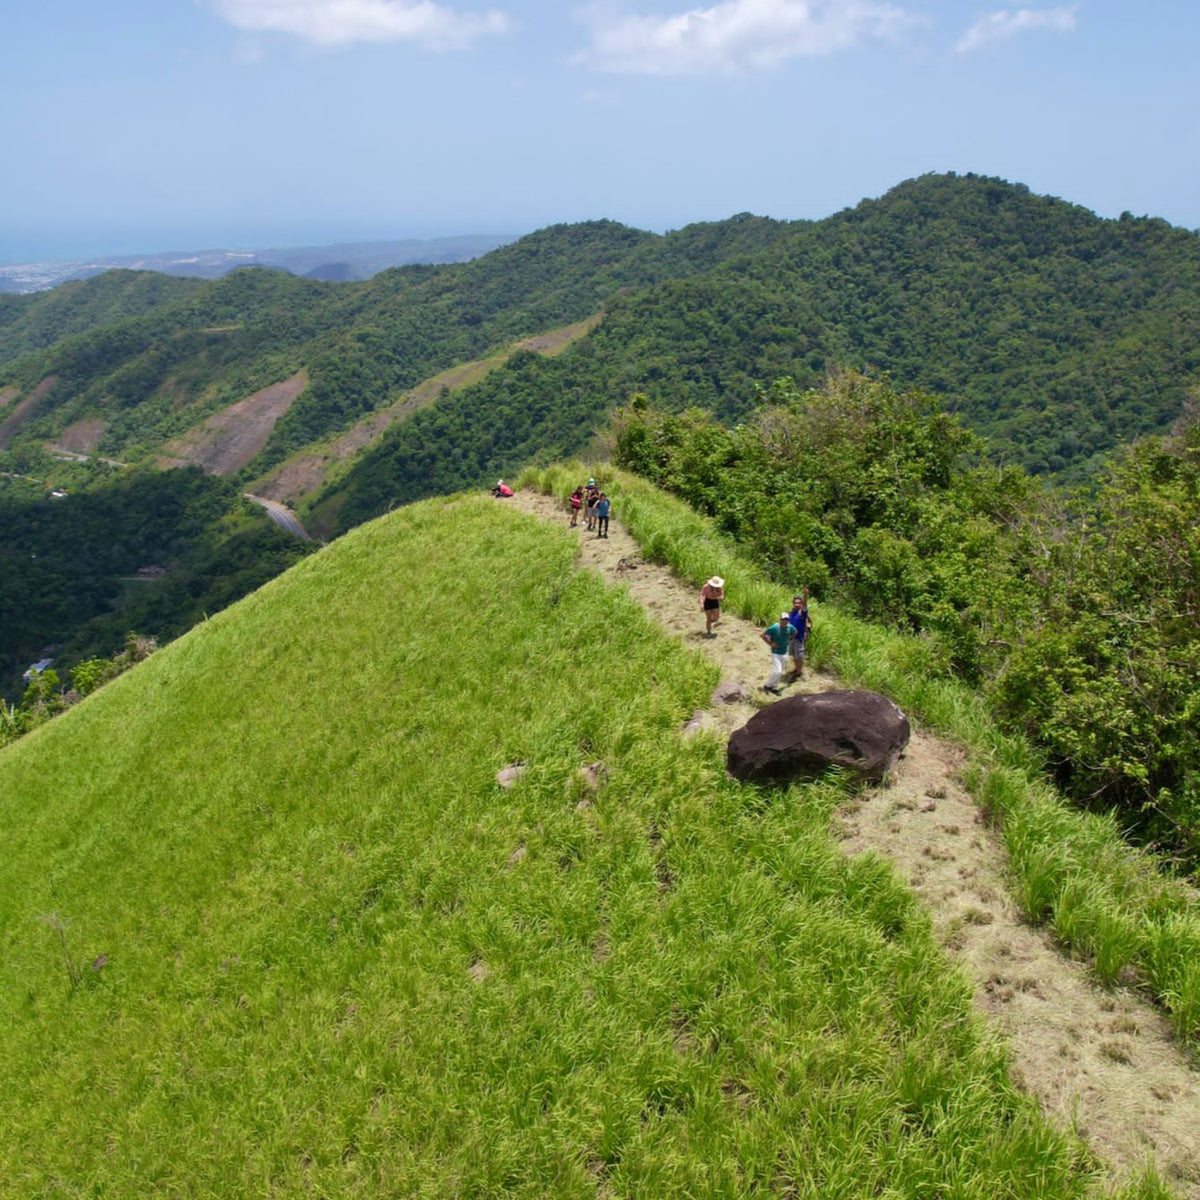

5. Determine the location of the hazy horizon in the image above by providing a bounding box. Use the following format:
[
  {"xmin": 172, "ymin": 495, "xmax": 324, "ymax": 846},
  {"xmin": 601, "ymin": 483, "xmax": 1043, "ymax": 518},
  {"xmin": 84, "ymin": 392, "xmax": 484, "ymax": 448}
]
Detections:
[{"xmin": 0, "ymin": 226, "xmax": 529, "ymax": 268}]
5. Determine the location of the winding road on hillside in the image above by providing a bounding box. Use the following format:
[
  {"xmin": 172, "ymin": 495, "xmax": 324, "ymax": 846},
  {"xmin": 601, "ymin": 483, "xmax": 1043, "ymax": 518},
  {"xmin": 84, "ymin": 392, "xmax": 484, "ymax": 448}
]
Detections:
[
  {"xmin": 244, "ymin": 494, "xmax": 310, "ymax": 540},
  {"xmin": 511, "ymin": 486, "xmax": 1200, "ymax": 1198}
]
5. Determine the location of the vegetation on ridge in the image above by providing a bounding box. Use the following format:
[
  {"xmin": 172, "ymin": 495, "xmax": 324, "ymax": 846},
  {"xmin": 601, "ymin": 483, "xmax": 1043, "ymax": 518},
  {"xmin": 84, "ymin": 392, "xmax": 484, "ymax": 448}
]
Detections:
[
  {"xmin": 610, "ymin": 373, "xmax": 1200, "ymax": 867},
  {"xmin": 521, "ymin": 460, "xmax": 1200, "ymax": 1045}
]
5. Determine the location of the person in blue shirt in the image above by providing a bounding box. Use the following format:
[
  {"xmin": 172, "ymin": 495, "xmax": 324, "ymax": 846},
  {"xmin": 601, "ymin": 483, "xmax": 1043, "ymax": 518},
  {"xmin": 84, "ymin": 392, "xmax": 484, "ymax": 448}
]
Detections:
[
  {"xmin": 760, "ymin": 613, "xmax": 795, "ymax": 694},
  {"xmin": 788, "ymin": 588, "xmax": 813, "ymax": 679},
  {"xmin": 596, "ymin": 493, "xmax": 611, "ymax": 537}
]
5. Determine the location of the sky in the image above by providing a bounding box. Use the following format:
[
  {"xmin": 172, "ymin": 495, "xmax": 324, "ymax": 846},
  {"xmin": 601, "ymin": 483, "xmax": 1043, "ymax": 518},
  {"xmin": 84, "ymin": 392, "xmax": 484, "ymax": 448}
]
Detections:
[{"xmin": 2, "ymin": 0, "xmax": 1198, "ymax": 262}]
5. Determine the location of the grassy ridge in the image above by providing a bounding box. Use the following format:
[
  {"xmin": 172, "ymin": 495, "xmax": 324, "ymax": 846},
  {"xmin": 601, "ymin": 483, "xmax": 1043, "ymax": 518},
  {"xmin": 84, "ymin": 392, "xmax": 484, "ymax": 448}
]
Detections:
[
  {"xmin": 521, "ymin": 462, "xmax": 1200, "ymax": 1045},
  {"xmin": 0, "ymin": 493, "xmax": 1165, "ymax": 1196}
]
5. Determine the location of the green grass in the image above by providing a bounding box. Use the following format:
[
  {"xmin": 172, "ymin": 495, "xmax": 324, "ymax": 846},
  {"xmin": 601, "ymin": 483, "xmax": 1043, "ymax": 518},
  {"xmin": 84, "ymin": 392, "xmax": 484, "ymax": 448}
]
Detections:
[
  {"xmin": 521, "ymin": 462, "xmax": 1200, "ymax": 1045},
  {"xmin": 0, "ymin": 491, "xmax": 1154, "ymax": 1196}
]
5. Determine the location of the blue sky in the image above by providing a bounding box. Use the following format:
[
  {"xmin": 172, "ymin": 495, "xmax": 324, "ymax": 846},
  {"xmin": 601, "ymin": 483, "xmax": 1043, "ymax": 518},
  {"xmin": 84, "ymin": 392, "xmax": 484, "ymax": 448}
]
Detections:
[{"xmin": 2, "ymin": 0, "xmax": 1198, "ymax": 261}]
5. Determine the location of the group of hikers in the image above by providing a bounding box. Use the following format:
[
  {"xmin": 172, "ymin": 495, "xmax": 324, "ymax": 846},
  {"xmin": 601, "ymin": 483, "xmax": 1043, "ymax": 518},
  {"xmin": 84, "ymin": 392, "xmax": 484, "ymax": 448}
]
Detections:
[
  {"xmin": 501, "ymin": 475, "xmax": 813, "ymax": 698},
  {"xmin": 700, "ymin": 577, "xmax": 812, "ymax": 694},
  {"xmin": 568, "ymin": 479, "xmax": 611, "ymax": 537}
]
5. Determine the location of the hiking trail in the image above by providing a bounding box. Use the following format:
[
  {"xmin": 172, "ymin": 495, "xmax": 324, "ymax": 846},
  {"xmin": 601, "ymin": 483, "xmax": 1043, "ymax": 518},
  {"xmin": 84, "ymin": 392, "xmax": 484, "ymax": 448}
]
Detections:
[{"xmin": 511, "ymin": 486, "xmax": 1200, "ymax": 1196}]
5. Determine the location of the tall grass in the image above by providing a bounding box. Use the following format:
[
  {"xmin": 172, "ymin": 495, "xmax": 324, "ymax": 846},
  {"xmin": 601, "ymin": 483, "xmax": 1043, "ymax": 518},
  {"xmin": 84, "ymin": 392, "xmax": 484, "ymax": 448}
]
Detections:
[
  {"xmin": 0, "ymin": 491, "xmax": 1153, "ymax": 1196},
  {"xmin": 522, "ymin": 462, "xmax": 1200, "ymax": 1044}
]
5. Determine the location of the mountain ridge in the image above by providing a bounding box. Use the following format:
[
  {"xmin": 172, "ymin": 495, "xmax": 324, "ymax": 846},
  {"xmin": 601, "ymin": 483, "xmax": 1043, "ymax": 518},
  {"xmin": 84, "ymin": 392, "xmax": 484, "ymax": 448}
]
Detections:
[{"xmin": 3, "ymin": 171, "xmax": 1199, "ymax": 695}]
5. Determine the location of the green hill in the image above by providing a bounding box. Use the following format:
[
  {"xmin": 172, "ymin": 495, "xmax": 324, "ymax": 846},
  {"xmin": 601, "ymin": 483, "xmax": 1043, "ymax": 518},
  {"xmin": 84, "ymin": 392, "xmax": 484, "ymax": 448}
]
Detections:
[
  {"xmin": 0, "ymin": 218, "xmax": 771, "ymax": 473},
  {"xmin": 0, "ymin": 493, "xmax": 1136, "ymax": 1198}
]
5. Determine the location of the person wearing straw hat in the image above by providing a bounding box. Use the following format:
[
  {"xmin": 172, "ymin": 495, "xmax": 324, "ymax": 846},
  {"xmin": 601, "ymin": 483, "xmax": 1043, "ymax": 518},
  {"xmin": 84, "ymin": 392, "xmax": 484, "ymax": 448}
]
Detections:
[{"xmin": 701, "ymin": 576, "xmax": 724, "ymax": 636}]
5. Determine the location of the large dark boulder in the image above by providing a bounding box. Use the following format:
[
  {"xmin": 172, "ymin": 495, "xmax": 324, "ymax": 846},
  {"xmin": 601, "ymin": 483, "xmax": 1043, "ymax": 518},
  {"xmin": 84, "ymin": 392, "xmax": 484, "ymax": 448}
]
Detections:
[{"xmin": 726, "ymin": 690, "xmax": 910, "ymax": 785}]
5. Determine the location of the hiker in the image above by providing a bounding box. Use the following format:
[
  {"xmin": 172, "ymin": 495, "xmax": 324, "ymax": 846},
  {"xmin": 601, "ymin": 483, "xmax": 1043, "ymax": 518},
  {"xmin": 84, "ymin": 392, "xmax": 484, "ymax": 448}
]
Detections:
[
  {"xmin": 701, "ymin": 576, "xmax": 724, "ymax": 636},
  {"xmin": 584, "ymin": 479, "xmax": 600, "ymax": 530},
  {"xmin": 788, "ymin": 588, "xmax": 813, "ymax": 678},
  {"xmin": 596, "ymin": 493, "xmax": 611, "ymax": 537},
  {"xmin": 569, "ymin": 487, "xmax": 583, "ymax": 527},
  {"xmin": 492, "ymin": 480, "xmax": 514, "ymax": 498},
  {"xmin": 760, "ymin": 612, "xmax": 795, "ymax": 695}
]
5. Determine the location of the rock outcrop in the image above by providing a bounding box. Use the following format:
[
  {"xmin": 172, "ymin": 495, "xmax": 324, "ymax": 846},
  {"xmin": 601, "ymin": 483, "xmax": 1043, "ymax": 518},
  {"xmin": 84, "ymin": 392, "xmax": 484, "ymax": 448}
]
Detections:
[{"xmin": 726, "ymin": 690, "xmax": 910, "ymax": 785}]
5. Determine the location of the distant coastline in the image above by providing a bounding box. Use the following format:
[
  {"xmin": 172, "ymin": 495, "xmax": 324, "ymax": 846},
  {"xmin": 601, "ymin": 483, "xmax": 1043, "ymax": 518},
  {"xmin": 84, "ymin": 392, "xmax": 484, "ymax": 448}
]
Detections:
[{"xmin": 0, "ymin": 233, "xmax": 519, "ymax": 294}]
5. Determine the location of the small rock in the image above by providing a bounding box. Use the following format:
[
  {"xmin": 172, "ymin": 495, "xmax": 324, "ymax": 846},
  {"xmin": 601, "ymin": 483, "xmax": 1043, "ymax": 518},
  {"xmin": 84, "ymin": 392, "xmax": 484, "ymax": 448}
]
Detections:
[
  {"xmin": 682, "ymin": 710, "xmax": 719, "ymax": 738},
  {"xmin": 712, "ymin": 680, "xmax": 752, "ymax": 705},
  {"xmin": 495, "ymin": 763, "xmax": 527, "ymax": 789},
  {"xmin": 577, "ymin": 761, "xmax": 606, "ymax": 790}
]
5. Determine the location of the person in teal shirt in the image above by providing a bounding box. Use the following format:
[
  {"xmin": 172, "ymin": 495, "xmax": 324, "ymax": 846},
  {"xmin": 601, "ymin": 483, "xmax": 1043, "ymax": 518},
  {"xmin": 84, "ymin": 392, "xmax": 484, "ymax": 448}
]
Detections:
[{"xmin": 760, "ymin": 613, "xmax": 795, "ymax": 694}]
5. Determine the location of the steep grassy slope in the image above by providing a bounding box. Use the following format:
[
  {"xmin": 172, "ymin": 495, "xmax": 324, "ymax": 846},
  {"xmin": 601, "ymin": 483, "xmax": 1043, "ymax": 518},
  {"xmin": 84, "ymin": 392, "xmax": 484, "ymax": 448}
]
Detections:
[{"xmin": 0, "ymin": 495, "xmax": 1136, "ymax": 1198}]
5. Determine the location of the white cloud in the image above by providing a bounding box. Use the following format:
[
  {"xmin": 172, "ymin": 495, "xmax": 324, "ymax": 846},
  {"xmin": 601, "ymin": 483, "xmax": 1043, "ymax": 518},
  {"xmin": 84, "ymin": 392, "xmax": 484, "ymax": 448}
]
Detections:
[
  {"xmin": 955, "ymin": 6, "xmax": 1077, "ymax": 54},
  {"xmin": 211, "ymin": 0, "xmax": 508, "ymax": 50},
  {"xmin": 576, "ymin": 0, "xmax": 917, "ymax": 75}
]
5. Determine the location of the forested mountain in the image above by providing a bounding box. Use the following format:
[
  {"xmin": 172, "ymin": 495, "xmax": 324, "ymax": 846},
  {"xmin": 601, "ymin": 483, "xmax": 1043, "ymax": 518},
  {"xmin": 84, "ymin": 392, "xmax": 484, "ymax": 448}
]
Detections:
[
  {"xmin": 316, "ymin": 174, "xmax": 1200, "ymax": 528},
  {"xmin": 0, "ymin": 468, "xmax": 313, "ymax": 694},
  {"xmin": 3, "ymin": 172, "xmax": 1200, "ymax": 695},
  {"xmin": 0, "ymin": 271, "xmax": 204, "ymax": 367},
  {"xmin": 0, "ymin": 217, "xmax": 777, "ymax": 474},
  {"xmin": 5, "ymin": 174, "xmax": 1198, "ymax": 496}
]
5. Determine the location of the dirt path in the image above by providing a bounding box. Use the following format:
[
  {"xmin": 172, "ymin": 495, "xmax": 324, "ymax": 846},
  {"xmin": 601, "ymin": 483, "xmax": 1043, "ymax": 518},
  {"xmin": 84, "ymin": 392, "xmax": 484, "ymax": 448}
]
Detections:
[{"xmin": 511, "ymin": 487, "xmax": 1200, "ymax": 1197}]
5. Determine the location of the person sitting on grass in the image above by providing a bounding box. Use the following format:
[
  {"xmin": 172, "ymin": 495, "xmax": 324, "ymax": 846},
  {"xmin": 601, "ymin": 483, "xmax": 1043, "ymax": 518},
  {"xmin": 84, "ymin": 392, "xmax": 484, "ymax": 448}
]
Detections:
[{"xmin": 760, "ymin": 612, "xmax": 795, "ymax": 695}]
